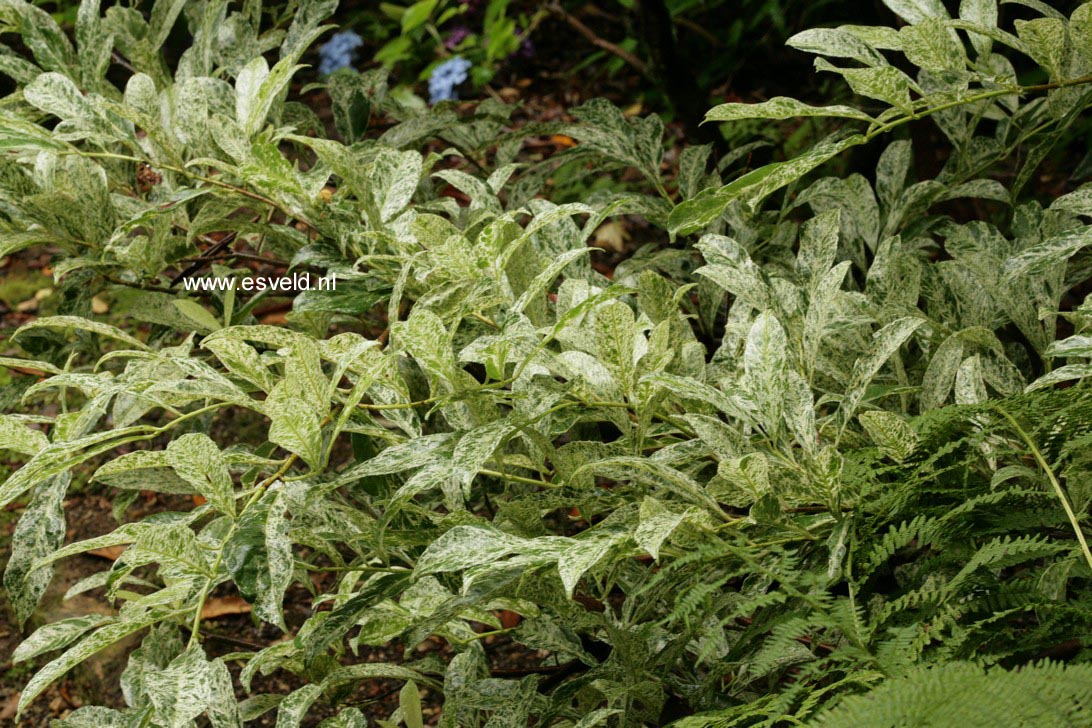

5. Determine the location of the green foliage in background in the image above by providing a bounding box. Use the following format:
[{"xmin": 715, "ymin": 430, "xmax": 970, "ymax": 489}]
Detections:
[{"xmin": 1, "ymin": 0, "xmax": 1092, "ymax": 726}]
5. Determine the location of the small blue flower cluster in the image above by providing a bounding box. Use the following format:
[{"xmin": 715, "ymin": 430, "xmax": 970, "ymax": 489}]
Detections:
[
  {"xmin": 429, "ymin": 56, "xmax": 472, "ymax": 104},
  {"xmin": 318, "ymin": 30, "xmax": 364, "ymax": 76}
]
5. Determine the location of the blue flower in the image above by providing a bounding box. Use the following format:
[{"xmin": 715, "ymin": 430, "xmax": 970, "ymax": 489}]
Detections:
[
  {"xmin": 319, "ymin": 30, "xmax": 364, "ymax": 76},
  {"xmin": 429, "ymin": 56, "xmax": 473, "ymax": 104}
]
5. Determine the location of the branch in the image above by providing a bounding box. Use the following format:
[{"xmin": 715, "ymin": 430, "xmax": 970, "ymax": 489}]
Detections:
[{"xmin": 547, "ymin": 3, "xmax": 649, "ymax": 77}]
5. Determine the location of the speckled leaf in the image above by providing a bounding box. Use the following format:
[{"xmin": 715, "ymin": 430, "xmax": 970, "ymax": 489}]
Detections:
[
  {"xmin": 0, "ymin": 414, "xmax": 48, "ymax": 457},
  {"xmin": 900, "ymin": 19, "xmax": 965, "ymax": 71},
  {"xmin": 203, "ymin": 337, "xmax": 276, "ymax": 392},
  {"xmin": 12, "ymin": 615, "xmax": 110, "ymax": 665},
  {"xmin": 787, "ymin": 28, "xmax": 887, "ymax": 65},
  {"xmin": 371, "ymin": 148, "xmax": 423, "ymax": 223},
  {"xmin": 843, "ymin": 317, "xmax": 923, "ymax": 421},
  {"xmin": 859, "ymin": 411, "xmax": 918, "ymax": 463},
  {"xmin": 4, "ymin": 473, "xmax": 69, "ymax": 625},
  {"xmin": 595, "ymin": 301, "xmax": 638, "ymax": 393},
  {"xmin": 921, "ymin": 334, "xmax": 966, "ymax": 410},
  {"xmin": 837, "ymin": 66, "xmax": 914, "ymax": 111},
  {"xmin": 1004, "ymin": 228, "xmax": 1092, "ymax": 277},
  {"xmin": 416, "ymin": 526, "xmax": 527, "ymax": 575},
  {"xmin": 557, "ymin": 531, "xmax": 628, "ymax": 597},
  {"xmin": 15, "ymin": 316, "xmax": 149, "ymax": 351},
  {"xmin": 744, "ymin": 312, "xmax": 790, "ymax": 430},
  {"xmin": 636, "ymin": 497, "xmax": 694, "ymax": 560},
  {"xmin": 275, "ymin": 684, "xmax": 323, "ymax": 728},
  {"xmin": 18, "ymin": 612, "xmax": 163, "ymax": 718},
  {"xmin": 255, "ymin": 482, "xmax": 293, "ymax": 630},
  {"xmin": 1050, "ymin": 185, "xmax": 1092, "ymax": 217},
  {"xmin": 960, "ymin": 0, "xmax": 998, "ymax": 56},
  {"xmin": 797, "ymin": 209, "xmax": 842, "ymax": 283},
  {"xmin": 167, "ymin": 434, "xmax": 235, "ymax": 517},
  {"xmin": 706, "ymin": 96, "xmax": 873, "ymax": 123},
  {"xmin": 1015, "ymin": 18, "xmax": 1069, "ymax": 78},
  {"xmin": 145, "ymin": 646, "xmax": 215, "ymax": 728},
  {"xmin": 883, "ymin": 0, "xmax": 950, "ymax": 25}
]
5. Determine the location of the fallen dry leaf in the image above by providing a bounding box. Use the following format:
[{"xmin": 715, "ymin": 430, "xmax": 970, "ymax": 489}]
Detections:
[
  {"xmin": 87, "ymin": 545, "xmax": 127, "ymax": 561},
  {"xmin": 200, "ymin": 596, "xmax": 252, "ymax": 620},
  {"xmin": 593, "ymin": 220, "xmax": 630, "ymax": 253},
  {"xmin": 0, "ymin": 692, "xmax": 19, "ymax": 721}
]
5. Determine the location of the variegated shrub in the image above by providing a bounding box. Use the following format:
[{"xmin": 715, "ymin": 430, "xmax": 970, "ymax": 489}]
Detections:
[{"xmin": 2, "ymin": 0, "xmax": 1092, "ymax": 726}]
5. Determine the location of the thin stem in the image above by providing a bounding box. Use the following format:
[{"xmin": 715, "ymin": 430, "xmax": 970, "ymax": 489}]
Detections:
[
  {"xmin": 188, "ymin": 450, "xmax": 299, "ymax": 648},
  {"xmin": 864, "ymin": 73, "xmax": 1092, "ymax": 142},
  {"xmin": 995, "ymin": 405, "xmax": 1092, "ymax": 573},
  {"xmin": 60, "ymin": 150, "xmax": 310, "ymax": 228},
  {"xmin": 479, "ymin": 468, "xmax": 557, "ymax": 488}
]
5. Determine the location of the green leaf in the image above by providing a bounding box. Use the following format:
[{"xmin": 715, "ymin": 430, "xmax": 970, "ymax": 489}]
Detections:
[
  {"xmin": 167, "ymin": 434, "xmax": 235, "ymax": 517},
  {"xmin": 669, "ymin": 133, "xmax": 865, "ymax": 235},
  {"xmin": 400, "ymin": 681, "xmax": 424, "ymax": 728},
  {"xmin": 402, "ymin": 0, "xmax": 439, "ymax": 32},
  {"xmin": 172, "ymin": 300, "xmax": 223, "ymax": 333}
]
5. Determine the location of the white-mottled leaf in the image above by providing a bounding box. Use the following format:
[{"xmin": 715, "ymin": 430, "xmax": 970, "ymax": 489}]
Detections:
[
  {"xmin": 167, "ymin": 434, "xmax": 235, "ymax": 517},
  {"xmin": 416, "ymin": 526, "xmax": 526, "ymax": 575},
  {"xmin": 883, "ymin": 0, "xmax": 950, "ymax": 24},
  {"xmin": 19, "ymin": 613, "xmax": 162, "ymax": 718},
  {"xmin": 843, "ymin": 317, "xmax": 924, "ymax": 421},
  {"xmin": 859, "ymin": 410, "xmax": 918, "ymax": 462},
  {"xmin": 790, "ymin": 27, "xmax": 889, "ymax": 68},
  {"xmin": 4, "ymin": 473, "xmax": 69, "ymax": 625},
  {"xmin": 12, "ymin": 615, "xmax": 110, "ymax": 664},
  {"xmin": 955, "ymin": 355, "xmax": 988, "ymax": 405},
  {"xmin": 1004, "ymin": 228, "xmax": 1092, "ymax": 277},
  {"xmin": 255, "ymin": 482, "xmax": 293, "ymax": 630},
  {"xmin": 960, "ymin": 0, "xmax": 998, "ymax": 56},
  {"xmin": 275, "ymin": 684, "xmax": 322, "ymax": 728},
  {"xmin": 921, "ymin": 334, "xmax": 965, "ymax": 411},
  {"xmin": 145, "ymin": 647, "xmax": 215, "ymax": 728},
  {"xmin": 15, "ymin": 316, "xmax": 149, "ymax": 351},
  {"xmin": 744, "ymin": 312, "xmax": 790, "ymax": 432},
  {"xmin": 705, "ymin": 96, "xmax": 873, "ymax": 123},
  {"xmin": 0, "ymin": 414, "xmax": 49, "ymax": 457},
  {"xmin": 636, "ymin": 497, "xmax": 694, "ymax": 560},
  {"xmin": 900, "ymin": 19, "xmax": 966, "ymax": 71}
]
